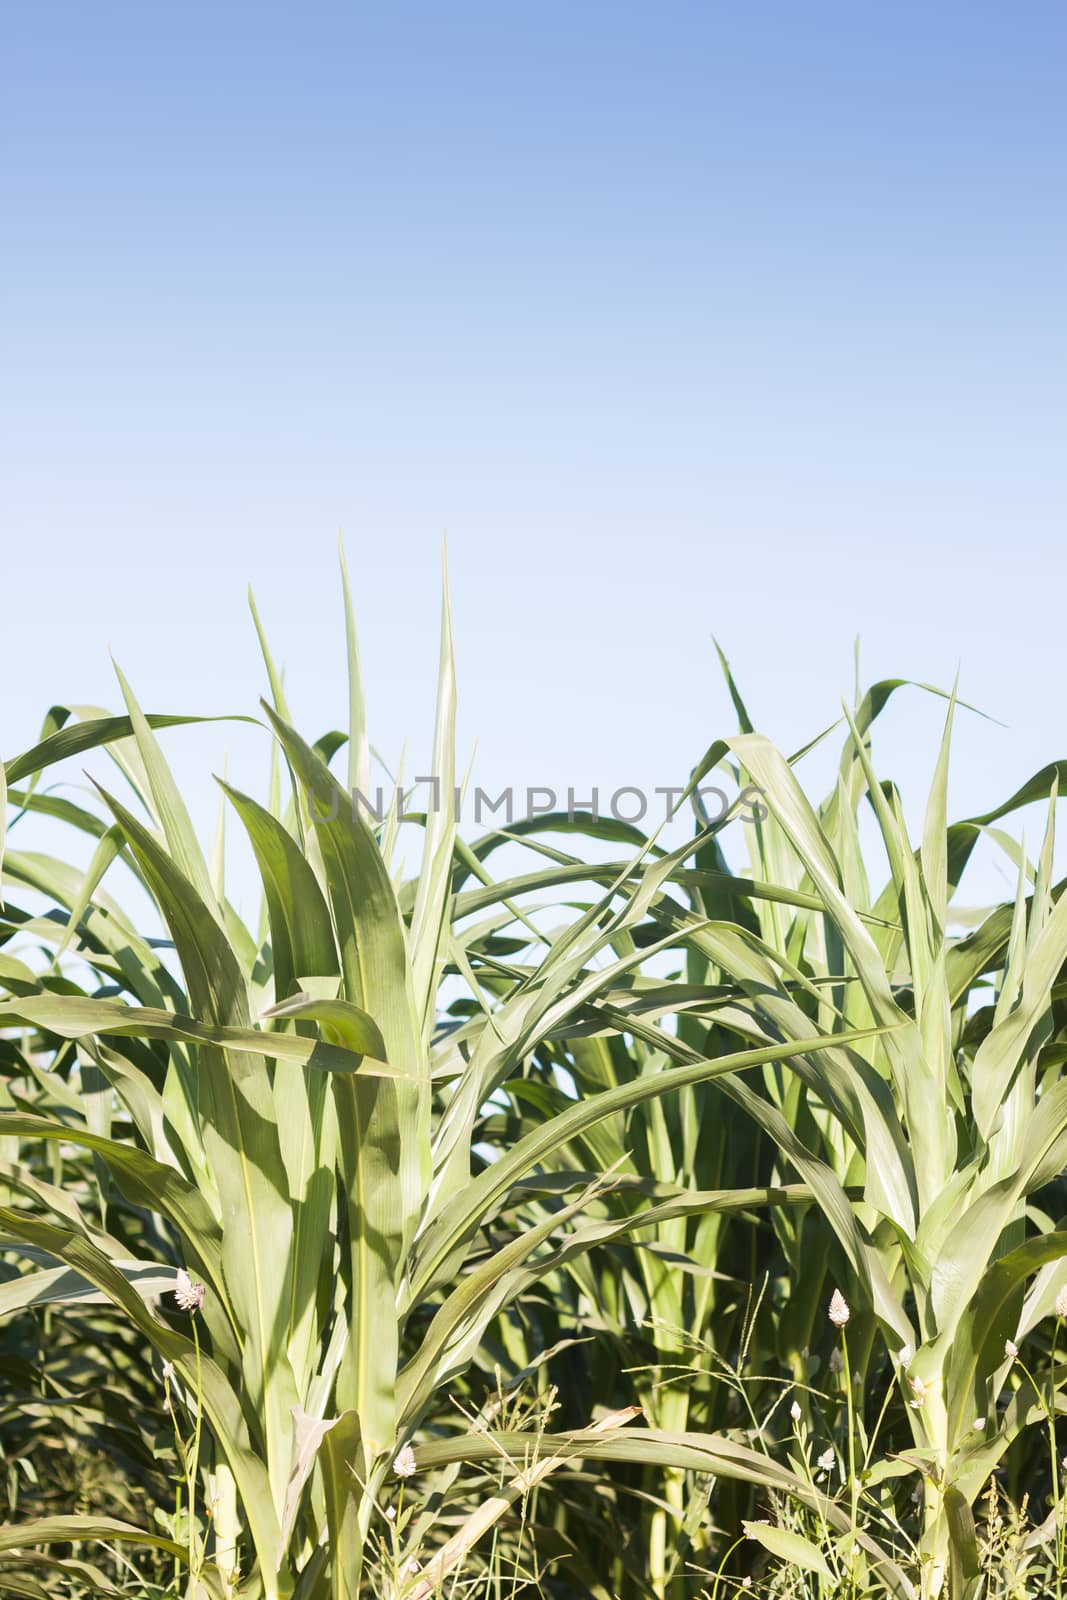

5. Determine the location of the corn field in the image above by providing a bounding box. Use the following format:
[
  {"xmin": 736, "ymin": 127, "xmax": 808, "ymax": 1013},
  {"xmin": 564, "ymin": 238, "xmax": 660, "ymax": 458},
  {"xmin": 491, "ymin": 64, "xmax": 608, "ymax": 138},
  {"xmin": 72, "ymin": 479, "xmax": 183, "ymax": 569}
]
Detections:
[{"xmin": 3, "ymin": 559, "xmax": 1067, "ymax": 1600}]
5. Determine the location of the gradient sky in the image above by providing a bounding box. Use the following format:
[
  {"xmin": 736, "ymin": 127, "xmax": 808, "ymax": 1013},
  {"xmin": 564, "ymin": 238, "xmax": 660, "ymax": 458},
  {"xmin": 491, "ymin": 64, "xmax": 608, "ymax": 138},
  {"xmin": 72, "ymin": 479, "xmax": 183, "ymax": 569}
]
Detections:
[{"xmin": 3, "ymin": 3, "xmax": 1065, "ymax": 912}]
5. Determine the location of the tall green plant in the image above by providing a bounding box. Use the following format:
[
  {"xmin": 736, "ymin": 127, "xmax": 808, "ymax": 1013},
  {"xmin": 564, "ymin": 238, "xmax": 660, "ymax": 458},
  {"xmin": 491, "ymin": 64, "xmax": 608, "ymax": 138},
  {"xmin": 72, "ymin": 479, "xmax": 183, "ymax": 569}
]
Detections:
[
  {"xmin": 659, "ymin": 666, "xmax": 1067, "ymax": 1598},
  {"xmin": 1, "ymin": 562, "xmax": 893, "ymax": 1599}
]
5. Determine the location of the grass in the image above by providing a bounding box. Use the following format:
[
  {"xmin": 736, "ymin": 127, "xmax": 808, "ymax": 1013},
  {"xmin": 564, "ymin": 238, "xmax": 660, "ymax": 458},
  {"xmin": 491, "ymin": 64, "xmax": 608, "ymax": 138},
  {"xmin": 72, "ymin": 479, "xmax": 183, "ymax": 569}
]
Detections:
[{"xmin": 2, "ymin": 551, "xmax": 1067, "ymax": 1598}]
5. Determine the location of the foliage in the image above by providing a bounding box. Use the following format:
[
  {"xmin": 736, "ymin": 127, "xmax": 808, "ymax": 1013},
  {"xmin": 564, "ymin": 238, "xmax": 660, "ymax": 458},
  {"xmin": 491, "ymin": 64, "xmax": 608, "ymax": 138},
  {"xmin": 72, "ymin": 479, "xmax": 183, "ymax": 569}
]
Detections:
[{"xmin": 2, "ymin": 556, "xmax": 1067, "ymax": 1600}]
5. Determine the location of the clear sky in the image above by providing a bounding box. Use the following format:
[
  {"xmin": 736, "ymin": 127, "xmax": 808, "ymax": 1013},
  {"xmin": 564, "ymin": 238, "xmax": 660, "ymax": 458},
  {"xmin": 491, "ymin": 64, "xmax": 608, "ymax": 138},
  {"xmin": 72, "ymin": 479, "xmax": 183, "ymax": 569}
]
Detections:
[{"xmin": 3, "ymin": 2, "xmax": 1065, "ymax": 913}]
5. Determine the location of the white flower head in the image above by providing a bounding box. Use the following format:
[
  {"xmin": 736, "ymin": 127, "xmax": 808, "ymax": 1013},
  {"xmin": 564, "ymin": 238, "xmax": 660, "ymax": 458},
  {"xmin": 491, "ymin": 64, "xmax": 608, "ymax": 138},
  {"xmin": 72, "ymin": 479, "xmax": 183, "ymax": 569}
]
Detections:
[
  {"xmin": 790, "ymin": 1399, "xmax": 802, "ymax": 1423},
  {"xmin": 816, "ymin": 1446, "xmax": 835, "ymax": 1475},
  {"xmin": 393, "ymin": 1445, "xmax": 417, "ymax": 1479},
  {"xmin": 385, "ymin": 1504, "xmax": 396, "ymax": 1522},
  {"xmin": 174, "ymin": 1268, "xmax": 206, "ymax": 1314},
  {"xmin": 896, "ymin": 1343, "xmax": 915, "ymax": 1369},
  {"xmin": 908, "ymin": 1375, "xmax": 928, "ymax": 1410},
  {"xmin": 1004, "ymin": 1340, "xmax": 1019, "ymax": 1363},
  {"xmin": 827, "ymin": 1289, "xmax": 850, "ymax": 1328},
  {"xmin": 828, "ymin": 1347, "xmax": 844, "ymax": 1375},
  {"xmin": 973, "ymin": 1417, "xmax": 986, "ymax": 1431},
  {"xmin": 1055, "ymin": 1287, "xmax": 1067, "ymax": 1319},
  {"xmin": 161, "ymin": 1360, "xmax": 175, "ymax": 1382}
]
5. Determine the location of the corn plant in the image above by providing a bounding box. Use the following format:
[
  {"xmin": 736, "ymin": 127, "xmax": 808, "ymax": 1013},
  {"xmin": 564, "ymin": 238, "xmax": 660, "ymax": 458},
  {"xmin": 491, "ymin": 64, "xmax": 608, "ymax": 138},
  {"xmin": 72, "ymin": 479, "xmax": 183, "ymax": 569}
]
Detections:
[
  {"xmin": 454, "ymin": 661, "xmax": 1067, "ymax": 1597},
  {"xmin": 655, "ymin": 661, "xmax": 1067, "ymax": 1599},
  {"xmin": 0, "ymin": 562, "xmax": 899, "ymax": 1599}
]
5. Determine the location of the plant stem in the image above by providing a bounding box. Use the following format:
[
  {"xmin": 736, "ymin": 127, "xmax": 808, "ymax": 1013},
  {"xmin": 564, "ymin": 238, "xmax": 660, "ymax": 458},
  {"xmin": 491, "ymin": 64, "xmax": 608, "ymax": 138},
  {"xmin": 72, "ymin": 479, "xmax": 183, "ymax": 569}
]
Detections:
[{"xmin": 840, "ymin": 1330, "xmax": 859, "ymax": 1599}]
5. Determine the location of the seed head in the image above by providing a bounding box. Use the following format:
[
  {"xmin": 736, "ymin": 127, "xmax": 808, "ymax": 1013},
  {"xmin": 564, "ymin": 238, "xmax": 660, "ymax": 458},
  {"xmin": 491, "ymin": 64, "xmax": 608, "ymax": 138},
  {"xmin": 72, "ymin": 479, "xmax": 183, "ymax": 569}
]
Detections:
[
  {"xmin": 828, "ymin": 1347, "xmax": 844, "ymax": 1375},
  {"xmin": 174, "ymin": 1268, "xmax": 206, "ymax": 1314},
  {"xmin": 1055, "ymin": 1287, "xmax": 1067, "ymax": 1319},
  {"xmin": 1004, "ymin": 1340, "xmax": 1019, "ymax": 1363},
  {"xmin": 393, "ymin": 1445, "xmax": 417, "ymax": 1479},
  {"xmin": 827, "ymin": 1289, "xmax": 850, "ymax": 1328}
]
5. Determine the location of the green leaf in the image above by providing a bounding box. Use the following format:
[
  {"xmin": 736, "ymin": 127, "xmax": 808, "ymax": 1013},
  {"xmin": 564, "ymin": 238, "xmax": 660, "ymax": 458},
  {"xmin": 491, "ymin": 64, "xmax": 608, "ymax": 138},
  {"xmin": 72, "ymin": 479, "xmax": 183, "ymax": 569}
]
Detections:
[
  {"xmin": 0, "ymin": 993, "xmax": 402, "ymax": 1078},
  {"xmin": 4, "ymin": 712, "xmax": 255, "ymax": 787},
  {"xmin": 743, "ymin": 1520, "xmax": 834, "ymax": 1580},
  {"xmin": 0, "ymin": 1516, "xmax": 186, "ymax": 1561},
  {"xmin": 220, "ymin": 779, "xmax": 339, "ymax": 999},
  {"xmin": 263, "ymin": 995, "xmax": 386, "ymax": 1061}
]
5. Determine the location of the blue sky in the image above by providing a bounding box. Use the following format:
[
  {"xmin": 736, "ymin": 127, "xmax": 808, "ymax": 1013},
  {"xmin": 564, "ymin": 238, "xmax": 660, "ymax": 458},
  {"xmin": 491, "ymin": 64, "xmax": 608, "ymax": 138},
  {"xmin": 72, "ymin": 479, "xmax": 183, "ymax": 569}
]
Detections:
[{"xmin": 3, "ymin": 2, "xmax": 1065, "ymax": 911}]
